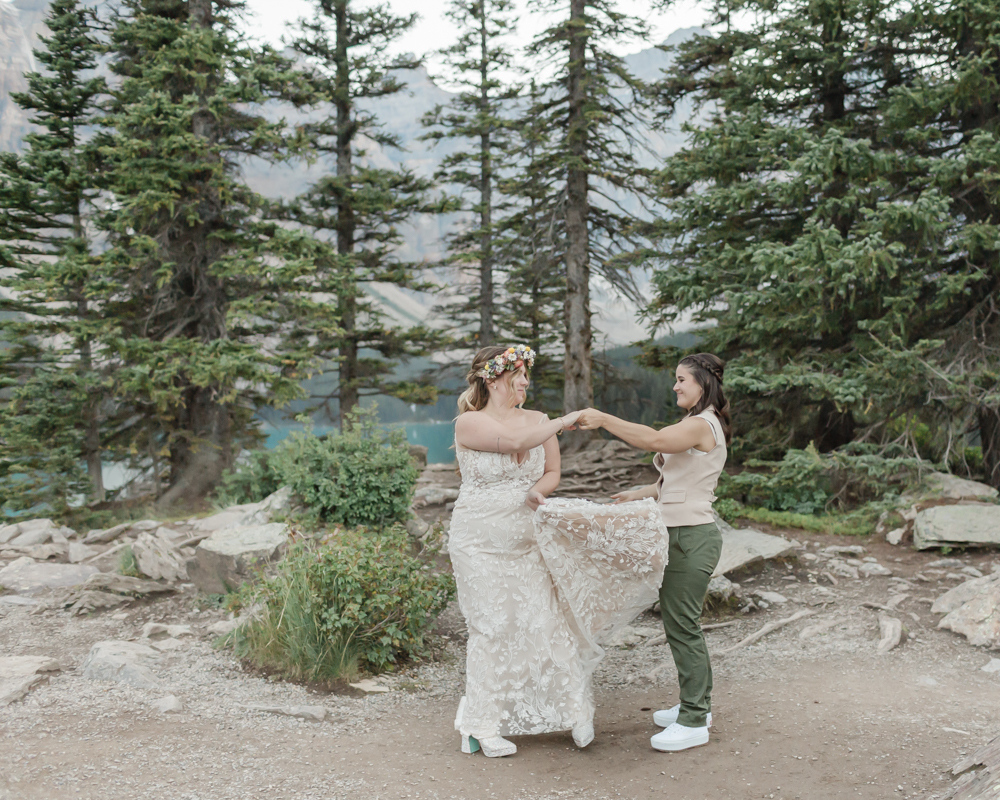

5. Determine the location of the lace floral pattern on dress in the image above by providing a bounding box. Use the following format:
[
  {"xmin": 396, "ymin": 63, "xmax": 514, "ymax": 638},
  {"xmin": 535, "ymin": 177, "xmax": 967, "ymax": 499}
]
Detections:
[{"xmin": 449, "ymin": 432, "xmax": 669, "ymax": 741}]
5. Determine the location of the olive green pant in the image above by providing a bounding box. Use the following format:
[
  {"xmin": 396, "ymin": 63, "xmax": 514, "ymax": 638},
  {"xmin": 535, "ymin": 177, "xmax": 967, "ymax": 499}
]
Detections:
[{"xmin": 658, "ymin": 522, "xmax": 723, "ymax": 728}]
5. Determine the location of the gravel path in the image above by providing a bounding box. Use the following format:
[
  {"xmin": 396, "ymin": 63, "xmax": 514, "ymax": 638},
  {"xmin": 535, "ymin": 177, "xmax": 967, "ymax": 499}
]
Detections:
[{"xmin": 2, "ymin": 533, "xmax": 999, "ymax": 800}]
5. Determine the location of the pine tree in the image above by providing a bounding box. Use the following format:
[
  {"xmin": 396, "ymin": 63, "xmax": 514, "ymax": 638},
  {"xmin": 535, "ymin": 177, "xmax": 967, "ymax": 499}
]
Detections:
[
  {"xmin": 523, "ymin": 0, "xmax": 660, "ymax": 429},
  {"xmin": 643, "ymin": 0, "xmax": 1000, "ymax": 484},
  {"xmin": 98, "ymin": 0, "xmax": 340, "ymax": 505},
  {"xmin": 282, "ymin": 0, "xmax": 441, "ymax": 427},
  {"xmin": 0, "ymin": 0, "xmax": 109, "ymax": 511},
  {"xmin": 420, "ymin": 0, "xmax": 520, "ymax": 348},
  {"xmin": 496, "ymin": 79, "xmax": 565, "ymax": 412}
]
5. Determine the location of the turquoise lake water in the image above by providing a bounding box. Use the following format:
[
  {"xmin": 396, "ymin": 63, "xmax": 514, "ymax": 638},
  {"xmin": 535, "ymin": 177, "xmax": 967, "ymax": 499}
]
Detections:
[{"xmin": 261, "ymin": 419, "xmax": 457, "ymax": 464}]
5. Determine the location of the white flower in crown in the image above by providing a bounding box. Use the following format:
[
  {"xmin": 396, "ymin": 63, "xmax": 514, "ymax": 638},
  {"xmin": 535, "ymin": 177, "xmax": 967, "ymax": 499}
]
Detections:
[{"xmin": 476, "ymin": 344, "xmax": 536, "ymax": 379}]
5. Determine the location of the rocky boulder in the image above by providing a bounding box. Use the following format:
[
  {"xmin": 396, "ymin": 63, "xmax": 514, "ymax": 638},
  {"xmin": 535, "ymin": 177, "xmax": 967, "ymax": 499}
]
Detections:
[
  {"xmin": 712, "ymin": 516, "xmax": 798, "ymax": 577},
  {"xmin": 932, "ymin": 572, "xmax": 1000, "ymax": 615},
  {"xmin": 186, "ymin": 523, "xmax": 289, "ymax": 594},
  {"xmin": 0, "ymin": 656, "xmax": 61, "ymax": 707},
  {"xmin": 82, "ymin": 641, "xmax": 159, "ymax": 689},
  {"xmin": 913, "ymin": 503, "xmax": 1000, "ymax": 550},
  {"xmin": 906, "ymin": 471, "xmax": 998, "ymax": 503},
  {"xmin": 938, "ymin": 581, "xmax": 1000, "ymax": 649},
  {"xmin": 0, "ymin": 557, "xmax": 98, "ymax": 594},
  {"xmin": 190, "ymin": 487, "xmax": 293, "ymax": 532},
  {"xmin": 0, "ymin": 518, "xmax": 74, "ymax": 547},
  {"xmin": 131, "ymin": 532, "xmax": 187, "ymax": 582}
]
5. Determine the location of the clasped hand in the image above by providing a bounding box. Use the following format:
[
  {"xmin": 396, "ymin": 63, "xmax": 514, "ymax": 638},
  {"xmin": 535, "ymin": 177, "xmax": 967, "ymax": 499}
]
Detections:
[{"xmin": 562, "ymin": 408, "xmax": 605, "ymax": 431}]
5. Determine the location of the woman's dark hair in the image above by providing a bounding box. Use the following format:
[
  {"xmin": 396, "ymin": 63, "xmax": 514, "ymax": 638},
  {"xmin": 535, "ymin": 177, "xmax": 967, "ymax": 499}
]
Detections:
[{"xmin": 678, "ymin": 353, "xmax": 732, "ymax": 445}]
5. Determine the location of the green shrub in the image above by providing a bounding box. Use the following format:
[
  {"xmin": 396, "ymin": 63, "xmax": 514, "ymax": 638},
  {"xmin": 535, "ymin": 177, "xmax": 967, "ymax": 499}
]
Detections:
[
  {"xmin": 230, "ymin": 527, "xmax": 455, "ymax": 681},
  {"xmin": 217, "ymin": 406, "xmax": 419, "ymax": 527},
  {"xmin": 719, "ymin": 443, "xmax": 924, "ymax": 514}
]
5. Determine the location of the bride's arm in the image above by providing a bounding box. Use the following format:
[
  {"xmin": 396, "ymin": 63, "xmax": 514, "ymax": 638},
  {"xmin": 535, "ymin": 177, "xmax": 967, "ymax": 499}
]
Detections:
[
  {"xmin": 526, "ymin": 436, "xmax": 561, "ymax": 511},
  {"xmin": 455, "ymin": 409, "xmax": 581, "ymax": 453},
  {"xmin": 575, "ymin": 410, "xmax": 712, "ymax": 455}
]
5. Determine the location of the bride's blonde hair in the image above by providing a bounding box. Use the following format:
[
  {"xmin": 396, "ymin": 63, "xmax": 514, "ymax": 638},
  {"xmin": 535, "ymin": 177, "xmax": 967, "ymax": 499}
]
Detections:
[{"xmin": 457, "ymin": 345, "xmax": 517, "ymax": 414}]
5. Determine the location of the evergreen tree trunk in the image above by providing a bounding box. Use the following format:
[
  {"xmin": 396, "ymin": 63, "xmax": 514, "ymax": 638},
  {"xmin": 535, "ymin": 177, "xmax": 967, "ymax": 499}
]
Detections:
[
  {"xmin": 562, "ymin": 0, "xmax": 593, "ymax": 443},
  {"xmin": 334, "ymin": 0, "xmax": 359, "ymax": 427},
  {"xmin": 979, "ymin": 405, "xmax": 1000, "ymax": 489},
  {"xmin": 478, "ymin": 3, "xmax": 495, "ymax": 346},
  {"xmin": 155, "ymin": 0, "xmax": 231, "ymax": 507}
]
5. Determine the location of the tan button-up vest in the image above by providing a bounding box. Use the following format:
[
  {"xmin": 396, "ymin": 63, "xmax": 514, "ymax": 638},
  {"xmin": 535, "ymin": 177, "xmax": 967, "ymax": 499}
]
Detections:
[{"xmin": 653, "ymin": 408, "xmax": 727, "ymax": 527}]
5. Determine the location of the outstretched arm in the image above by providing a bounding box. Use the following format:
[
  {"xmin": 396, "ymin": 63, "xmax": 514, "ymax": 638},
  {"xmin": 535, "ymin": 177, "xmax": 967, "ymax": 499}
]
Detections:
[
  {"xmin": 455, "ymin": 409, "xmax": 581, "ymax": 454},
  {"xmin": 574, "ymin": 410, "xmax": 714, "ymax": 455}
]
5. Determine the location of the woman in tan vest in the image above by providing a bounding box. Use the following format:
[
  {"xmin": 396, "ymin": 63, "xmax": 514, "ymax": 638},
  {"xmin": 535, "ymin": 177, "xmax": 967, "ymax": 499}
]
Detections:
[{"xmin": 575, "ymin": 353, "xmax": 731, "ymax": 752}]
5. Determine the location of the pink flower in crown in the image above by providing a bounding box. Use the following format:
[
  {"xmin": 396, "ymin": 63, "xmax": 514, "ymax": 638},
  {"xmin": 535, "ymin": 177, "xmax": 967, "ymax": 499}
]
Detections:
[{"xmin": 476, "ymin": 344, "xmax": 536, "ymax": 379}]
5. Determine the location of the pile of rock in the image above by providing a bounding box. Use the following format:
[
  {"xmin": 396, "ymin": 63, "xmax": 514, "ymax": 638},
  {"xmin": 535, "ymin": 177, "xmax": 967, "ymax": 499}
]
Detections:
[
  {"xmin": 932, "ymin": 569, "xmax": 1000, "ymax": 649},
  {"xmin": 877, "ymin": 471, "xmax": 999, "ymax": 550}
]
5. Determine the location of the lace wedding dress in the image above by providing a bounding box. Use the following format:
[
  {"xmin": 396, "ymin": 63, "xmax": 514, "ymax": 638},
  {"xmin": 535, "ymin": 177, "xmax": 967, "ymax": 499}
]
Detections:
[{"xmin": 449, "ymin": 434, "xmax": 669, "ymax": 742}]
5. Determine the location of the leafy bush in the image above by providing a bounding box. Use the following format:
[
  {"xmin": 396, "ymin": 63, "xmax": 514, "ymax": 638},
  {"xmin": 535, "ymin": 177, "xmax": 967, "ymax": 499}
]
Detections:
[
  {"xmin": 718, "ymin": 443, "xmax": 925, "ymax": 514},
  {"xmin": 117, "ymin": 545, "xmax": 142, "ymax": 577},
  {"xmin": 217, "ymin": 407, "xmax": 419, "ymax": 527},
  {"xmin": 230, "ymin": 527, "xmax": 455, "ymax": 681}
]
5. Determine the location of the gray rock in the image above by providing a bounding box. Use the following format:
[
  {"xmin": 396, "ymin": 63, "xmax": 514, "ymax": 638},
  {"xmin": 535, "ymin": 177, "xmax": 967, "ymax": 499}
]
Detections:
[
  {"xmin": 0, "ymin": 543, "xmax": 67, "ymax": 561},
  {"xmin": 0, "ymin": 557, "xmax": 98, "ymax": 594},
  {"xmin": 877, "ymin": 614, "xmax": 903, "ymax": 654},
  {"xmin": 963, "ymin": 566, "xmax": 985, "ymax": 578},
  {"xmin": 132, "ymin": 532, "xmax": 187, "ymax": 582},
  {"xmin": 754, "ymin": 590, "xmax": 788, "ymax": 604},
  {"xmin": 153, "ymin": 695, "xmax": 184, "ymax": 713},
  {"xmin": 239, "ymin": 487, "xmax": 294, "ymax": 527},
  {"xmin": 405, "ymin": 517, "xmax": 430, "ymax": 538},
  {"xmin": 413, "ymin": 486, "xmax": 460, "ymax": 507},
  {"xmin": 927, "ymin": 558, "xmax": 964, "ymax": 569},
  {"xmin": 190, "ymin": 505, "xmax": 259, "ymax": 533},
  {"xmin": 827, "ymin": 559, "xmax": 860, "ymax": 579},
  {"xmin": 823, "ymin": 545, "xmax": 865, "ymax": 556},
  {"xmin": 68, "ymin": 542, "xmax": 98, "ymax": 563},
  {"xmin": 930, "ymin": 575, "xmax": 1000, "ymax": 616},
  {"xmin": 0, "ymin": 656, "xmax": 61, "ymax": 707},
  {"xmin": 0, "ymin": 523, "xmax": 21, "ymax": 545},
  {"xmin": 712, "ymin": 518, "xmax": 797, "ymax": 578},
  {"xmin": 909, "ymin": 471, "xmax": 998, "ymax": 503},
  {"xmin": 860, "ymin": 562, "xmax": 893, "ymax": 577},
  {"xmin": 141, "ymin": 622, "xmax": 193, "ymax": 639},
  {"xmin": 0, "ymin": 595, "xmax": 38, "ymax": 607},
  {"xmin": 8, "ymin": 518, "xmax": 59, "ymax": 547},
  {"xmin": 186, "ymin": 523, "xmax": 289, "ymax": 594},
  {"xmin": 938, "ymin": 581, "xmax": 1000, "ymax": 648},
  {"xmin": 246, "ymin": 704, "xmax": 327, "ymax": 721},
  {"xmin": 913, "ymin": 504, "xmax": 1000, "ymax": 550},
  {"xmin": 81, "ymin": 641, "xmax": 159, "ymax": 689},
  {"xmin": 83, "ymin": 522, "xmax": 133, "ymax": 545},
  {"xmin": 886, "ymin": 528, "xmax": 906, "ymax": 546},
  {"xmin": 408, "ymin": 444, "xmax": 428, "ymax": 468},
  {"xmin": 604, "ymin": 624, "xmax": 659, "ymax": 647},
  {"xmin": 707, "ymin": 575, "xmax": 736, "ymax": 603},
  {"xmin": 207, "ymin": 618, "xmax": 242, "ymax": 636},
  {"xmin": 981, "ymin": 658, "xmax": 1000, "ymax": 674}
]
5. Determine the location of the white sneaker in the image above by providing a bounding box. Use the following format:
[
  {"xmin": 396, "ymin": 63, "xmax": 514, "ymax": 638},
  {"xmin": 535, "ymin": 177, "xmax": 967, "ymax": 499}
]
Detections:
[
  {"xmin": 650, "ymin": 723, "xmax": 709, "ymax": 752},
  {"xmin": 652, "ymin": 704, "xmax": 712, "ymax": 728}
]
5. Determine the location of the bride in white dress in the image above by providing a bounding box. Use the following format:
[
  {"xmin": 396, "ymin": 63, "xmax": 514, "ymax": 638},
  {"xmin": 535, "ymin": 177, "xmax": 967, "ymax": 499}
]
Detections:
[{"xmin": 449, "ymin": 345, "xmax": 670, "ymax": 758}]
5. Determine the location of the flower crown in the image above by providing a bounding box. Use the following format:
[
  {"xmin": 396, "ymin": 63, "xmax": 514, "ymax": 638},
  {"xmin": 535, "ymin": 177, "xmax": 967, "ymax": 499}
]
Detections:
[{"xmin": 476, "ymin": 345, "xmax": 536, "ymax": 380}]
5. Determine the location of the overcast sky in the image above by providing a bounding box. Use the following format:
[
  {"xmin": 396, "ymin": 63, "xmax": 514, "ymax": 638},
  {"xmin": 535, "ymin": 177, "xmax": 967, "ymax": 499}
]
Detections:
[{"xmin": 241, "ymin": 0, "xmax": 713, "ymax": 82}]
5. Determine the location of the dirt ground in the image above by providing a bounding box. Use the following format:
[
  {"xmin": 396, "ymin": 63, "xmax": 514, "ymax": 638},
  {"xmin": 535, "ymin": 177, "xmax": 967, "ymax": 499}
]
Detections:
[{"xmin": 2, "ymin": 531, "xmax": 999, "ymax": 800}]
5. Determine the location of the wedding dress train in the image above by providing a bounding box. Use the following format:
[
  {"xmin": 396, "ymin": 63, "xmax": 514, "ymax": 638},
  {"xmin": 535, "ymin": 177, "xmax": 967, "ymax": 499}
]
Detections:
[{"xmin": 449, "ymin": 435, "xmax": 668, "ymax": 743}]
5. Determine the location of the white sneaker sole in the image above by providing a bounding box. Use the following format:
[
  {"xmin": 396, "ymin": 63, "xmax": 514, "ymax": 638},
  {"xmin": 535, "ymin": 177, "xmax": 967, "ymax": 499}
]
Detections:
[
  {"xmin": 650, "ymin": 729, "xmax": 710, "ymax": 752},
  {"xmin": 652, "ymin": 708, "xmax": 713, "ymax": 728}
]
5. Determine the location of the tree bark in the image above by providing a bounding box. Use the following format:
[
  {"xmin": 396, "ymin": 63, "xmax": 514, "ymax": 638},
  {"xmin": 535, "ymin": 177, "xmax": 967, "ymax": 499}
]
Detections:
[
  {"xmin": 334, "ymin": 0, "xmax": 359, "ymax": 427},
  {"xmin": 979, "ymin": 405, "xmax": 1000, "ymax": 489},
  {"xmin": 562, "ymin": 0, "xmax": 593, "ymax": 448},
  {"xmin": 477, "ymin": 3, "xmax": 494, "ymax": 346}
]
